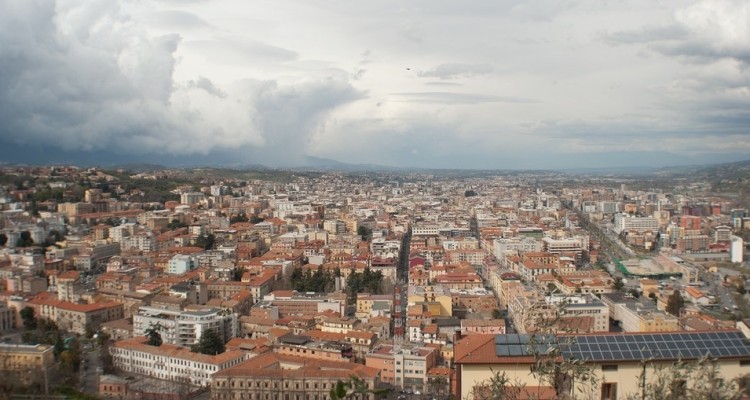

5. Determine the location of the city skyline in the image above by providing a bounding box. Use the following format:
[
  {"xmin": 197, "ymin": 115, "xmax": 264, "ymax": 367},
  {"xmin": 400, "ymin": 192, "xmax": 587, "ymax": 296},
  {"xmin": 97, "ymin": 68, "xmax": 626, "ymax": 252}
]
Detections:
[{"xmin": 1, "ymin": 0, "xmax": 749, "ymax": 169}]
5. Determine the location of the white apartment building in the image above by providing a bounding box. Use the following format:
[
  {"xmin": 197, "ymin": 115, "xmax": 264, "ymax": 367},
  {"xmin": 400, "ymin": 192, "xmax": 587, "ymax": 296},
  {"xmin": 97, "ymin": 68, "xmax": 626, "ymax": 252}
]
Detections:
[
  {"xmin": 111, "ymin": 337, "xmax": 247, "ymax": 386},
  {"xmin": 133, "ymin": 306, "xmax": 237, "ymax": 347},
  {"xmin": 371, "ymin": 237, "xmax": 401, "ymax": 258},
  {"xmin": 731, "ymin": 236, "xmax": 744, "ymax": 263},
  {"xmin": 546, "ymin": 294, "xmax": 610, "ymax": 332},
  {"xmin": 541, "ymin": 236, "xmax": 587, "ymax": 255},
  {"xmin": 492, "ymin": 237, "xmax": 542, "ymax": 258},
  {"xmin": 168, "ymin": 254, "xmax": 196, "ymax": 275},
  {"xmin": 413, "ymin": 225, "xmax": 440, "ymax": 236},
  {"xmin": 613, "ymin": 213, "xmax": 659, "ymax": 234},
  {"xmin": 180, "ymin": 192, "xmax": 205, "ymax": 205},
  {"xmin": 121, "ymin": 231, "xmax": 156, "ymax": 252}
]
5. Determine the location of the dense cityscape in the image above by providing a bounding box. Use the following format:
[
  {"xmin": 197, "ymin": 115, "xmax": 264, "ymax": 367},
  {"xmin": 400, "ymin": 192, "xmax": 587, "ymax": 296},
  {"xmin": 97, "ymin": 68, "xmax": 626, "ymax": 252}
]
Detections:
[{"xmin": 0, "ymin": 162, "xmax": 748, "ymax": 399}]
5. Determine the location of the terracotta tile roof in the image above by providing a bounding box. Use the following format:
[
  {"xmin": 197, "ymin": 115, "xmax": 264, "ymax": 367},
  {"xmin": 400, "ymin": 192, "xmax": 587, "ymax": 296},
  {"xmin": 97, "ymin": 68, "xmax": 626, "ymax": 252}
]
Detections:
[
  {"xmin": 214, "ymin": 352, "xmax": 380, "ymax": 379},
  {"xmin": 58, "ymin": 270, "xmax": 80, "ymax": 280},
  {"xmin": 454, "ymin": 334, "xmax": 536, "ymax": 365}
]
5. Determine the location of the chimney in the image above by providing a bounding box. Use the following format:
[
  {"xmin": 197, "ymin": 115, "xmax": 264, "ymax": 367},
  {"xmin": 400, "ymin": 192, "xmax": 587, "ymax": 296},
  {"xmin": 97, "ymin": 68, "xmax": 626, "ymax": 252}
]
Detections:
[{"xmin": 454, "ymin": 327, "xmax": 462, "ymax": 341}]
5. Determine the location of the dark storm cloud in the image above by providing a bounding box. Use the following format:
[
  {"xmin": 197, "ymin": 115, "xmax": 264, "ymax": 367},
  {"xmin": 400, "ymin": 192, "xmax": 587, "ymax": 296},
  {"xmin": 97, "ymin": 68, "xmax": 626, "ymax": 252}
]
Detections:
[{"xmin": 0, "ymin": 0, "xmax": 362, "ymax": 165}]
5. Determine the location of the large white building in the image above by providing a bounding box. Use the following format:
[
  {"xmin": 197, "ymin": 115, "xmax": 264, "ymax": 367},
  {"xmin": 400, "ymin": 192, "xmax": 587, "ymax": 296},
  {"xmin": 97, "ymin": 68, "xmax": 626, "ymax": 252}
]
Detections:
[
  {"xmin": 168, "ymin": 254, "xmax": 197, "ymax": 275},
  {"xmin": 133, "ymin": 306, "xmax": 237, "ymax": 347},
  {"xmin": 731, "ymin": 235, "xmax": 744, "ymax": 263},
  {"xmin": 613, "ymin": 213, "xmax": 659, "ymax": 234},
  {"xmin": 546, "ymin": 294, "xmax": 610, "ymax": 332},
  {"xmin": 492, "ymin": 237, "xmax": 542, "ymax": 258},
  {"xmin": 111, "ymin": 337, "xmax": 247, "ymax": 386}
]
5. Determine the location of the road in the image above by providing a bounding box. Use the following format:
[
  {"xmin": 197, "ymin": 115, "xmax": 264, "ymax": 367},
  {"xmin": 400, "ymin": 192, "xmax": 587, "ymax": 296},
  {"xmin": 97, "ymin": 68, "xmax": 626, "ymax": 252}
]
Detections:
[{"xmin": 80, "ymin": 341, "xmax": 102, "ymax": 394}]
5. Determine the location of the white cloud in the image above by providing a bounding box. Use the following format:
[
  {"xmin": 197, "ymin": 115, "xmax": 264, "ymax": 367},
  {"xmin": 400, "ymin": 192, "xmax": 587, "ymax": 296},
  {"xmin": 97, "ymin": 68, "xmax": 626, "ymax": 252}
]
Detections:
[{"xmin": 0, "ymin": 0, "xmax": 748, "ymax": 168}]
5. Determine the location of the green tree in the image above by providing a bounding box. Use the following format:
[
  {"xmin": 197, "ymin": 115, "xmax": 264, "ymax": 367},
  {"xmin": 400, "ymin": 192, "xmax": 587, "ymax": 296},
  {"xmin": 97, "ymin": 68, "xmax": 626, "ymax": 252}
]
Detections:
[
  {"xmin": 329, "ymin": 375, "xmax": 385, "ymax": 400},
  {"xmin": 229, "ymin": 213, "xmax": 249, "ymax": 224},
  {"xmin": 233, "ymin": 266, "xmax": 246, "ymax": 281},
  {"xmin": 53, "ymin": 330, "xmax": 65, "ymax": 360},
  {"xmin": 357, "ymin": 226, "xmax": 371, "ymax": 241},
  {"xmin": 470, "ymin": 368, "xmax": 525, "ymax": 400},
  {"xmin": 196, "ymin": 233, "xmax": 215, "ymax": 250},
  {"xmin": 626, "ymin": 357, "xmax": 742, "ymax": 400},
  {"xmin": 168, "ymin": 220, "xmax": 188, "ymax": 230},
  {"xmin": 145, "ymin": 323, "xmax": 163, "ymax": 346},
  {"xmin": 191, "ymin": 329, "xmax": 225, "ymax": 355},
  {"xmin": 666, "ymin": 290, "xmax": 685, "ymax": 316},
  {"xmin": 613, "ymin": 277, "xmax": 625, "ymax": 291},
  {"xmin": 20, "ymin": 306, "xmax": 37, "ymax": 330},
  {"xmin": 16, "ymin": 231, "xmax": 34, "ymax": 247}
]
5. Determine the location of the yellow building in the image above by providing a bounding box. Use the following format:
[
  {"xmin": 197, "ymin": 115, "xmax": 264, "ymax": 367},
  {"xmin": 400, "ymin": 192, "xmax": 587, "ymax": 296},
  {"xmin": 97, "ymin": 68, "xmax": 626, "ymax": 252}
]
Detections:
[
  {"xmin": 0, "ymin": 343, "xmax": 55, "ymax": 385},
  {"xmin": 455, "ymin": 330, "xmax": 750, "ymax": 400},
  {"xmin": 407, "ymin": 285, "xmax": 452, "ymax": 317}
]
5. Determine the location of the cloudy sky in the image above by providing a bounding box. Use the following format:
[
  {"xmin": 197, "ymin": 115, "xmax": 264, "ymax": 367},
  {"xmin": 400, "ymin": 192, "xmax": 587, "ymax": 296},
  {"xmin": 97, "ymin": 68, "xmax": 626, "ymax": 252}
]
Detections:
[{"xmin": 1, "ymin": 0, "xmax": 749, "ymax": 169}]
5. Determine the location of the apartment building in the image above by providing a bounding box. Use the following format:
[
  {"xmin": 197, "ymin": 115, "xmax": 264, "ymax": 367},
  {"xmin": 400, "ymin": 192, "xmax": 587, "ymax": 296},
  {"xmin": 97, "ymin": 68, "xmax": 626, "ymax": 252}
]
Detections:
[
  {"xmin": 365, "ymin": 343, "xmax": 438, "ymax": 392},
  {"xmin": 255, "ymin": 291, "xmax": 346, "ymax": 318},
  {"xmin": 211, "ymin": 352, "xmax": 381, "ymax": 400},
  {"xmin": 133, "ymin": 306, "xmax": 237, "ymax": 347},
  {"xmin": 613, "ymin": 213, "xmax": 660, "ymax": 234},
  {"xmin": 275, "ymin": 334, "xmax": 354, "ymax": 363},
  {"xmin": 0, "ymin": 343, "xmax": 55, "ymax": 384},
  {"xmin": 29, "ymin": 296, "xmax": 124, "ymax": 335}
]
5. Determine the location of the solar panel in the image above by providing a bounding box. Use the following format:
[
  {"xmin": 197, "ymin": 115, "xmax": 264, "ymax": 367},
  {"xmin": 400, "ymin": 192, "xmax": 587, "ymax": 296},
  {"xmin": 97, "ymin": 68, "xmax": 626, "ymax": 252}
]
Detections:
[{"xmin": 558, "ymin": 331, "xmax": 750, "ymax": 362}]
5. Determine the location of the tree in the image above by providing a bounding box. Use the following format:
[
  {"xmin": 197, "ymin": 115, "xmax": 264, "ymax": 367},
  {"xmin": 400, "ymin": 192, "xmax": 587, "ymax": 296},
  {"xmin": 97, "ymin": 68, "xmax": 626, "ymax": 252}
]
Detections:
[
  {"xmin": 470, "ymin": 368, "xmax": 525, "ymax": 400},
  {"xmin": 229, "ymin": 214, "xmax": 249, "ymax": 224},
  {"xmin": 233, "ymin": 266, "xmax": 246, "ymax": 281},
  {"xmin": 196, "ymin": 233, "xmax": 215, "ymax": 250},
  {"xmin": 329, "ymin": 375, "xmax": 385, "ymax": 400},
  {"xmin": 613, "ymin": 277, "xmax": 625, "ymax": 291},
  {"xmin": 666, "ymin": 290, "xmax": 685, "ymax": 316},
  {"xmin": 20, "ymin": 306, "xmax": 37, "ymax": 330},
  {"xmin": 168, "ymin": 220, "xmax": 188, "ymax": 230},
  {"xmin": 626, "ymin": 357, "xmax": 742, "ymax": 400},
  {"xmin": 16, "ymin": 231, "xmax": 34, "ymax": 247},
  {"xmin": 191, "ymin": 329, "xmax": 225, "ymax": 355},
  {"xmin": 357, "ymin": 226, "xmax": 371, "ymax": 242},
  {"xmin": 145, "ymin": 323, "xmax": 163, "ymax": 346},
  {"xmin": 99, "ymin": 334, "xmax": 115, "ymax": 375}
]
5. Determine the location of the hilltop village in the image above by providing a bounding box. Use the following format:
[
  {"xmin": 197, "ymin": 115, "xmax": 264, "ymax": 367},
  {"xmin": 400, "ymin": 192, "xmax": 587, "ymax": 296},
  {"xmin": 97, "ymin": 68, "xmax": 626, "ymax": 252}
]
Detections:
[{"xmin": 0, "ymin": 165, "xmax": 749, "ymax": 399}]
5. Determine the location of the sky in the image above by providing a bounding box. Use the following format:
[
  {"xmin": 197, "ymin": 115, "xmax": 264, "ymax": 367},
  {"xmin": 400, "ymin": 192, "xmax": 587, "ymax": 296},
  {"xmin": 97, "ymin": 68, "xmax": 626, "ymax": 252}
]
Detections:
[{"xmin": 1, "ymin": 0, "xmax": 749, "ymax": 170}]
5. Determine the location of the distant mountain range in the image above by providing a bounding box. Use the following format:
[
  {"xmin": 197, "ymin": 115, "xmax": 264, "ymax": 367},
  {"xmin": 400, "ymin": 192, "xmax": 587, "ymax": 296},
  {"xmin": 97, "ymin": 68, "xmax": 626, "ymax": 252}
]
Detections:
[{"xmin": 1, "ymin": 139, "xmax": 749, "ymax": 177}]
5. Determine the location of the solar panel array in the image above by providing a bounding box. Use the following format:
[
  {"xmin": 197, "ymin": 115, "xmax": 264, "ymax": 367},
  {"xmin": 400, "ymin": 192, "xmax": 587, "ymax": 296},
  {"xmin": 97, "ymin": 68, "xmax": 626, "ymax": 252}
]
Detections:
[
  {"xmin": 560, "ymin": 331, "xmax": 750, "ymax": 362},
  {"xmin": 495, "ymin": 334, "xmax": 554, "ymax": 357}
]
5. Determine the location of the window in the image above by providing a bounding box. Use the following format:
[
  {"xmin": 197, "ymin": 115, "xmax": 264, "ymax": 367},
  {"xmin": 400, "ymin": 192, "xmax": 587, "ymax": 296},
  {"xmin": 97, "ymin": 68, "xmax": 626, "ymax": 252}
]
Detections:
[
  {"xmin": 601, "ymin": 365, "xmax": 618, "ymax": 371},
  {"xmin": 741, "ymin": 360, "xmax": 750, "ymax": 367},
  {"xmin": 601, "ymin": 383, "xmax": 617, "ymax": 400}
]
